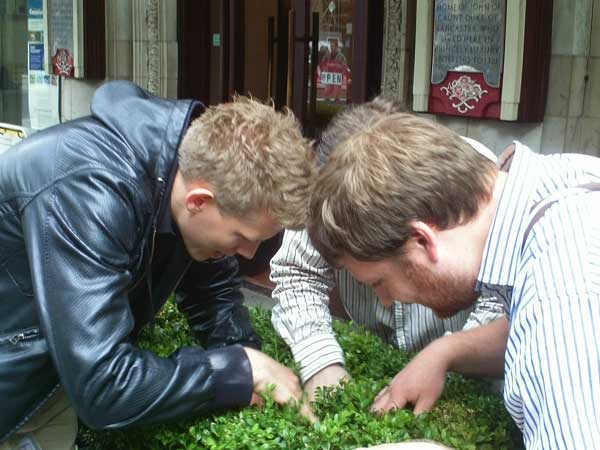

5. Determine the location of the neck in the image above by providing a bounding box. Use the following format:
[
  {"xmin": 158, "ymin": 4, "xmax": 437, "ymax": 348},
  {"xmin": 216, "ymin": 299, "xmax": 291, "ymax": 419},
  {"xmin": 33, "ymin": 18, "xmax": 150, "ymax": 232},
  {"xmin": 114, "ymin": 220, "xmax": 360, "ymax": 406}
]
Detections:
[
  {"xmin": 470, "ymin": 170, "xmax": 508, "ymax": 273},
  {"xmin": 437, "ymin": 170, "xmax": 507, "ymax": 286},
  {"xmin": 170, "ymin": 170, "xmax": 186, "ymax": 227}
]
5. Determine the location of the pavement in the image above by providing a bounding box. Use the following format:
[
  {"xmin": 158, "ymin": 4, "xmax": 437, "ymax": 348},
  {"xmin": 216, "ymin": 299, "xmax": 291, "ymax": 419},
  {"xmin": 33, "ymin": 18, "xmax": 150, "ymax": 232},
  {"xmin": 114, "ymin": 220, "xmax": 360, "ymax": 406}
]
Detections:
[{"xmin": 241, "ymin": 287, "xmax": 277, "ymax": 309}]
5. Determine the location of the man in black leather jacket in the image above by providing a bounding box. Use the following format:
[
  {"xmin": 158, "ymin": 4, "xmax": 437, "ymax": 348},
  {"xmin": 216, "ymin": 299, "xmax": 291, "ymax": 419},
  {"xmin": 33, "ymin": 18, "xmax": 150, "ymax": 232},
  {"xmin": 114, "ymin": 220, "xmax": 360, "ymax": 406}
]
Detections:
[{"xmin": 0, "ymin": 81, "xmax": 315, "ymax": 449}]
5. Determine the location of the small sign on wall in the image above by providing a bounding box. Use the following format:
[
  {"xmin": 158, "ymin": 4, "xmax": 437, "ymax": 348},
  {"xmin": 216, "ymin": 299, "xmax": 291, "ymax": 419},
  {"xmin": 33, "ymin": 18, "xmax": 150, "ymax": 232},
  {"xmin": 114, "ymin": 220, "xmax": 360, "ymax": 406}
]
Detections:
[
  {"xmin": 428, "ymin": 0, "xmax": 505, "ymax": 119},
  {"xmin": 42, "ymin": 0, "xmax": 106, "ymax": 79},
  {"xmin": 44, "ymin": 0, "xmax": 78, "ymax": 77},
  {"xmin": 413, "ymin": 0, "xmax": 553, "ymax": 122},
  {"xmin": 28, "ymin": 43, "xmax": 44, "ymax": 71}
]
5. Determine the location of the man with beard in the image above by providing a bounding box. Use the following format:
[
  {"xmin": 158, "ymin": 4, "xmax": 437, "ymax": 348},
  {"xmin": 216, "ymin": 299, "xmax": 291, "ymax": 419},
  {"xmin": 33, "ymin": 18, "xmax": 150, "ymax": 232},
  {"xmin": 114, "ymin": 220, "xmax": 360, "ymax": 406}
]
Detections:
[
  {"xmin": 271, "ymin": 97, "xmax": 503, "ymax": 403},
  {"xmin": 308, "ymin": 112, "xmax": 600, "ymax": 450}
]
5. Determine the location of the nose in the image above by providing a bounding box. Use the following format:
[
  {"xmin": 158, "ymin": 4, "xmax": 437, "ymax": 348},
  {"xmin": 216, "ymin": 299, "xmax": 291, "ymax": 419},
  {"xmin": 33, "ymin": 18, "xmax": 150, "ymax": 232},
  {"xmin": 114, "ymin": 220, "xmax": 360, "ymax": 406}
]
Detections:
[{"xmin": 236, "ymin": 241, "xmax": 260, "ymax": 259}]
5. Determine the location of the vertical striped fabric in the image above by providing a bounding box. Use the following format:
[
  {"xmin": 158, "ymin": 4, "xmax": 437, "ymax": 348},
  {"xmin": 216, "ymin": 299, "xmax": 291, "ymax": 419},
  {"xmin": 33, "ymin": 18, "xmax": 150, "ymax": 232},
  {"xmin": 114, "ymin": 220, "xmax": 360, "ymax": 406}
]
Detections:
[
  {"xmin": 271, "ymin": 228, "xmax": 504, "ymax": 383},
  {"xmin": 476, "ymin": 142, "xmax": 600, "ymax": 449}
]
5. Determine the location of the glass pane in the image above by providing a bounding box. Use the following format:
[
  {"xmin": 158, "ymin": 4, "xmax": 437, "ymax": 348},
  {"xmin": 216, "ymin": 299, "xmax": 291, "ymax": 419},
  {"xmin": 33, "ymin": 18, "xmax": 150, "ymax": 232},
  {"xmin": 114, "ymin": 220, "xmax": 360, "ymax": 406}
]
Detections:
[
  {"xmin": 0, "ymin": 0, "xmax": 28, "ymax": 126},
  {"xmin": 310, "ymin": 0, "xmax": 353, "ymax": 117},
  {"xmin": 1, "ymin": 0, "xmax": 60, "ymax": 136}
]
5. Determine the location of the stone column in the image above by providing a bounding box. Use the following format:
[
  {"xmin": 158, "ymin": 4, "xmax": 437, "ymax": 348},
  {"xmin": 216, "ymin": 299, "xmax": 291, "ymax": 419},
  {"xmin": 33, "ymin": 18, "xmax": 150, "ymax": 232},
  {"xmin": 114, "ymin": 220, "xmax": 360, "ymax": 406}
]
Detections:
[
  {"xmin": 132, "ymin": 0, "xmax": 177, "ymax": 98},
  {"xmin": 381, "ymin": 0, "xmax": 414, "ymax": 106}
]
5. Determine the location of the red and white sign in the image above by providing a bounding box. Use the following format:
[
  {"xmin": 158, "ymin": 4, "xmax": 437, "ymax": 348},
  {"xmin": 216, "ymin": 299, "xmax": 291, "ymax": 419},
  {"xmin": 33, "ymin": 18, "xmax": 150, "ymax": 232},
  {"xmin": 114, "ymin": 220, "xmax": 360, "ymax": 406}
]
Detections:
[
  {"xmin": 429, "ymin": 71, "xmax": 501, "ymax": 119},
  {"xmin": 51, "ymin": 48, "xmax": 74, "ymax": 77}
]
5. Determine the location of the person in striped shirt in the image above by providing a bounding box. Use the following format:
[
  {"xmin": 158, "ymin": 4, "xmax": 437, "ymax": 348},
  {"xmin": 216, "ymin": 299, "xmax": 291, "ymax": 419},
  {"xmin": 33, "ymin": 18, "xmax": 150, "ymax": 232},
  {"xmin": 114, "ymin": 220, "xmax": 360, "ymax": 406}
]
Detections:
[
  {"xmin": 308, "ymin": 112, "xmax": 600, "ymax": 450},
  {"xmin": 271, "ymin": 98, "xmax": 503, "ymax": 402}
]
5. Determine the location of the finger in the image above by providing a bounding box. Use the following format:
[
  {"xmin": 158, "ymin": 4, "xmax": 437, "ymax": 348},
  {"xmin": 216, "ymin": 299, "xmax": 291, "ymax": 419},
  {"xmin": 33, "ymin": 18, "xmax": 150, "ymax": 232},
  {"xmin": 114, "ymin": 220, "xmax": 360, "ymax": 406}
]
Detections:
[
  {"xmin": 380, "ymin": 394, "xmax": 408, "ymax": 414},
  {"xmin": 250, "ymin": 392, "xmax": 264, "ymax": 407},
  {"xmin": 305, "ymin": 386, "xmax": 317, "ymax": 404},
  {"xmin": 274, "ymin": 382, "xmax": 303, "ymax": 406},
  {"xmin": 373, "ymin": 385, "xmax": 388, "ymax": 403},
  {"xmin": 413, "ymin": 395, "xmax": 437, "ymax": 415},
  {"xmin": 371, "ymin": 389, "xmax": 390, "ymax": 413},
  {"xmin": 299, "ymin": 401, "xmax": 318, "ymax": 424}
]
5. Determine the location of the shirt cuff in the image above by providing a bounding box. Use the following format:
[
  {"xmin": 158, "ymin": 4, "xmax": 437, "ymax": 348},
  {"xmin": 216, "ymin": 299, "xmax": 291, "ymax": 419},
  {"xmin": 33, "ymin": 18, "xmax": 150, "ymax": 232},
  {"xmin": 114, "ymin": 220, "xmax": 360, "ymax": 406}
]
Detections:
[
  {"xmin": 290, "ymin": 333, "xmax": 345, "ymax": 383},
  {"xmin": 205, "ymin": 344, "xmax": 253, "ymax": 411}
]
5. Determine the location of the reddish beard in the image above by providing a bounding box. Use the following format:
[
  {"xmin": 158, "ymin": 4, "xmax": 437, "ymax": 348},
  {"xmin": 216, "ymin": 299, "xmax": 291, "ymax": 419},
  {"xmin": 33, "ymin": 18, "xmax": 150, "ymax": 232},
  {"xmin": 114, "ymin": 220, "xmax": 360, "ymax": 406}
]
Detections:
[{"xmin": 399, "ymin": 259, "xmax": 479, "ymax": 318}]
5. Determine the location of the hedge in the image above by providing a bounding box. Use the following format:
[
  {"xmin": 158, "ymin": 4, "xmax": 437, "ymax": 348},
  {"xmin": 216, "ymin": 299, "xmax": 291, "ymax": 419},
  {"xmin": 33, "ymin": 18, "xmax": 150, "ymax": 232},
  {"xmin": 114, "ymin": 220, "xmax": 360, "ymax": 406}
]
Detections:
[{"xmin": 78, "ymin": 300, "xmax": 523, "ymax": 450}]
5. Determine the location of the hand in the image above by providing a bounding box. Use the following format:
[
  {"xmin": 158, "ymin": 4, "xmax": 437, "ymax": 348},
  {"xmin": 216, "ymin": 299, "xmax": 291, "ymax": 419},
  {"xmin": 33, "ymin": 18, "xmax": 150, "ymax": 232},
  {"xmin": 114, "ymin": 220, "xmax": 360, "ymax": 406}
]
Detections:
[
  {"xmin": 243, "ymin": 347, "xmax": 316, "ymax": 422},
  {"xmin": 371, "ymin": 341, "xmax": 449, "ymax": 415},
  {"xmin": 304, "ymin": 364, "xmax": 351, "ymax": 402}
]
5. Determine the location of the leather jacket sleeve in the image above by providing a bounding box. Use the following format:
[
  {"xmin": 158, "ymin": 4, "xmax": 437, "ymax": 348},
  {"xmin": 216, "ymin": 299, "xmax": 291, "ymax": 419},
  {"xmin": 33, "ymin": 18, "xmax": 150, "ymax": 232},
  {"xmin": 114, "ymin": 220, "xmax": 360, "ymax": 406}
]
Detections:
[
  {"xmin": 21, "ymin": 171, "xmax": 253, "ymax": 429},
  {"xmin": 175, "ymin": 257, "xmax": 261, "ymax": 350}
]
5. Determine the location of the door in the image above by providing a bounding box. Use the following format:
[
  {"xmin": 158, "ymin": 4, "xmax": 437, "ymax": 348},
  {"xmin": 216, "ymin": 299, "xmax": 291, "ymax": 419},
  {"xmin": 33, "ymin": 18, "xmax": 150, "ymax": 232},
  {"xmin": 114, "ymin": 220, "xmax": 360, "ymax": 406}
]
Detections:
[
  {"xmin": 177, "ymin": 0, "xmax": 384, "ymax": 281},
  {"xmin": 289, "ymin": 0, "xmax": 384, "ymax": 136}
]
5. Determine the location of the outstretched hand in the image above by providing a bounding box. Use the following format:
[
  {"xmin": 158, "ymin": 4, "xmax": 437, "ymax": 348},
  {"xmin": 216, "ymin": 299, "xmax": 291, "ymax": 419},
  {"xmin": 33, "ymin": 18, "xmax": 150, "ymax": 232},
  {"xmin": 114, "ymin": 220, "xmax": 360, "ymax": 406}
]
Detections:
[
  {"xmin": 244, "ymin": 347, "xmax": 317, "ymax": 423},
  {"xmin": 371, "ymin": 342, "xmax": 449, "ymax": 415}
]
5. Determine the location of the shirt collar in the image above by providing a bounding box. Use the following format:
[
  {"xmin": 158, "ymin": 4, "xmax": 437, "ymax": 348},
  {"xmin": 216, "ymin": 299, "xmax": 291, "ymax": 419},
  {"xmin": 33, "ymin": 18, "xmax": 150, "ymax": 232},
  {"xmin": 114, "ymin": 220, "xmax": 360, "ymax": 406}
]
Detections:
[{"xmin": 475, "ymin": 142, "xmax": 539, "ymax": 292}]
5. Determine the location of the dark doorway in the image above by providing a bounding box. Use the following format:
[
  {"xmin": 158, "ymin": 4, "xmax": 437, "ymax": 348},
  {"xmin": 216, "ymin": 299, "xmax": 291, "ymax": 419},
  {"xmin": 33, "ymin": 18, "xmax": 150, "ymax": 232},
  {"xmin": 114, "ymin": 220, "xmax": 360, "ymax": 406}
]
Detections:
[{"xmin": 178, "ymin": 0, "xmax": 385, "ymax": 288}]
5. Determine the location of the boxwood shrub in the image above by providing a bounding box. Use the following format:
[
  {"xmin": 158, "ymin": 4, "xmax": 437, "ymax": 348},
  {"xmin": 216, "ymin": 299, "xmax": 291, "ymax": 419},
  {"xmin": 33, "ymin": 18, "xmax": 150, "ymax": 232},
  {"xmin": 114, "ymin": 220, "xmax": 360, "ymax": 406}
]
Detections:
[{"xmin": 78, "ymin": 300, "xmax": 523, "ymax": 450}]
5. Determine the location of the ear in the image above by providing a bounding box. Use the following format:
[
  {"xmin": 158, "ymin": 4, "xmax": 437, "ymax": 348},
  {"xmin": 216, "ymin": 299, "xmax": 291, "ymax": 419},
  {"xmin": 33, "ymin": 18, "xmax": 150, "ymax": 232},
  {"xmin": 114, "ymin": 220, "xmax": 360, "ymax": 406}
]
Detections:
[
  {"xmin": 410, "ymin": 221, "xmax": 439, "ymax": 263},
  {"xmin": 185, "ymin": 187, "xmax": 215, "ymax": 213}
]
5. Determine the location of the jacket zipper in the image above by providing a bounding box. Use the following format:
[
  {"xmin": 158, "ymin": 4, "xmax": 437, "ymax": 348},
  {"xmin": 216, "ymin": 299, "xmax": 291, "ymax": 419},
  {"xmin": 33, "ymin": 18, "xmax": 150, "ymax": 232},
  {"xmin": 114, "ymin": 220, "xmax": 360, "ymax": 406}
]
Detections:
[
  {"xmin": 128, "ymin": 176, "xmax": 165, "ymax": 293},
  {"xmin": 149, "ymin": 176, "xmax": 165, "ymax": 265},
  {"xmin": 8, "ymin": 328, "xmax": 39, "ymax": 345},
  {"xmin": 144, "ymin": 176, "xmax": 166, "ymax": 327}
]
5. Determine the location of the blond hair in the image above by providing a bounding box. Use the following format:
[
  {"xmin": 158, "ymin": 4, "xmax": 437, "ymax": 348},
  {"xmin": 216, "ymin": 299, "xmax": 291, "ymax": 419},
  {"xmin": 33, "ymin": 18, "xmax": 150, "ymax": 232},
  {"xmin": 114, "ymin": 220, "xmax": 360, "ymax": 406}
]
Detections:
[
  {"xmin": 308, "ymin": 113, "xmax": 497, "ymax": 262},
  {"xmin": 178, "ymin": 96, "xmax": 315, "ymax": 229}
]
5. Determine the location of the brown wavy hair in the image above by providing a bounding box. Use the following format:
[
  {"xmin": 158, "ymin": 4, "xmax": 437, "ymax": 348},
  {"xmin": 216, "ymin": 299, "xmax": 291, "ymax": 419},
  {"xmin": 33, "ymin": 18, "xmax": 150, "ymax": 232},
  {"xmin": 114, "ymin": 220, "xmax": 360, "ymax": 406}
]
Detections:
[{"xmin": 308, "ymin": 113, "xmax": 497, "ymax": 263}]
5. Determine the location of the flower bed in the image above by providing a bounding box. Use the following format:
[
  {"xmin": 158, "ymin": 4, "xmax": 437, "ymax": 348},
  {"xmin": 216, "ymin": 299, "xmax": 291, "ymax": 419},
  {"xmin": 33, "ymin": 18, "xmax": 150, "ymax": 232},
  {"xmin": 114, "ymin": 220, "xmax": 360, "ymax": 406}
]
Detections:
[{"xmin": 78, "ymin": 301, "xmax": 523, "ymax": 450}]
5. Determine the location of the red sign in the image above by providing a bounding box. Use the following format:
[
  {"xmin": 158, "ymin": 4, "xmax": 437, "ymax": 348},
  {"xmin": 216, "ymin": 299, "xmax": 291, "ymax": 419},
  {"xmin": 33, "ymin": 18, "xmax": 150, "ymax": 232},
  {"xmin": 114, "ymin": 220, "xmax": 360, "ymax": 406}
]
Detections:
[
  {"xmin": 429, "ymin": 72, "xmax": 501, "ymax": 119},
  {"xmin": 51, "ymin": 48, "xmax": 74, "ymax": 77}
]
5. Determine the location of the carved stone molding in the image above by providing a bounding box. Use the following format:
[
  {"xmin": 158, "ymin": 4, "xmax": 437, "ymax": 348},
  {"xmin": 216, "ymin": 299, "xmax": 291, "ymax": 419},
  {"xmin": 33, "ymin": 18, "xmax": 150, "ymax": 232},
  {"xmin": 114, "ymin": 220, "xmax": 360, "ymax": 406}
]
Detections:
[
  {"xmin": 382, "ymin": 0, "xmax": 416, "ymax": 106},
  {"xmin": 381, "ymin": 0, "xmax": 403, "ymax": 98},
  {"xmin": 132, "ymin": 0, "xmax": 175, "ymax": 96},
  {"xmin": 132, "ymin": 0, "xmax": 148, "ymax": 90},
  {"xmin": 146, "ymin": 0, "xmax": 159, "ymax": 95}
]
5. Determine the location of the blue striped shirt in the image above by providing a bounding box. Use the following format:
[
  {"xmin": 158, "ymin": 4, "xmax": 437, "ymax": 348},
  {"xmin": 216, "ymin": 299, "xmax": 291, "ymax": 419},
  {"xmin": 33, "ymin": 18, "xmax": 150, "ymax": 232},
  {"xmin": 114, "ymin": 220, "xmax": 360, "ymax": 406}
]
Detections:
[{"xmin": 476, "ymin": 142, "xmax": 600, "ymax": 450}]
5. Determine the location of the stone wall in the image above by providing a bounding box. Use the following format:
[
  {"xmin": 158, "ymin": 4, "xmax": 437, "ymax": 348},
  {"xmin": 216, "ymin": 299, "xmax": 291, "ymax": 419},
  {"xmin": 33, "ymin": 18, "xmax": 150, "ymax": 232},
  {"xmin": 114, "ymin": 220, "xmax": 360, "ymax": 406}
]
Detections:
[
  {"xmin": 382, "ymin": 0, "xmax": 600, "ymax": 157},
  {"xmin": 59, "ymin": 0, "xmax": 600, "ymax": 159}
]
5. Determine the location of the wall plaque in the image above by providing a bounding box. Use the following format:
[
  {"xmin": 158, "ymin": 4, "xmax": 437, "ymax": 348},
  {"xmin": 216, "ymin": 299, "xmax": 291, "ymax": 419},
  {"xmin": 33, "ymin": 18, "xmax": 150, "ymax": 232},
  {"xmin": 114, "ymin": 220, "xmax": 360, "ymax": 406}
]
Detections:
[
  {"xmin": 43, "ymin": 0, "xmax": 105, "ymax": 78},
  {"xmin": 45, "ymin": 0, "xmax": 77, "ymax": 77},
  {"xmin": 429, "ymin": 0, "xmax": 506, "ymax": 118},
  {"xmin": 413, "ymin": 0, "xmax": 553, "ymax": 122}
]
